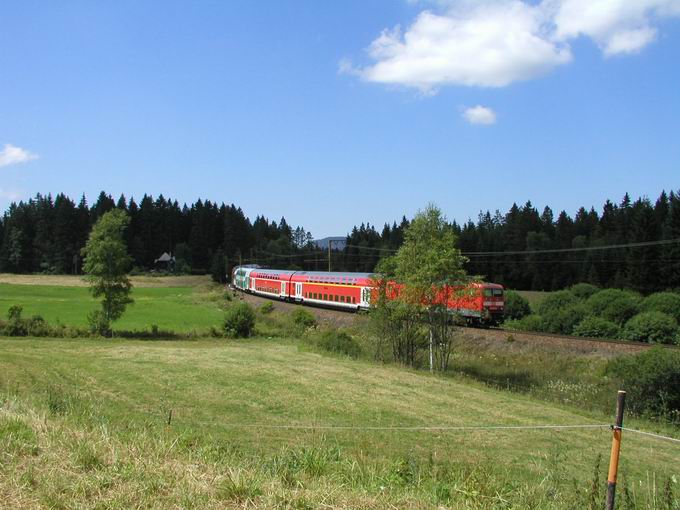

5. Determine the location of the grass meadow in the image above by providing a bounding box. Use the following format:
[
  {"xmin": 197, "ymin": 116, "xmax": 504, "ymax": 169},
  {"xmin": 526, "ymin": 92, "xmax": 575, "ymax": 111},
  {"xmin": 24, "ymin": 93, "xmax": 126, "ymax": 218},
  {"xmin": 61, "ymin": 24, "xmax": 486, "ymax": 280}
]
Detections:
[
  {"xmin": 1, "ymin": 279, "xmax": 679, "ymax": 508},
  {"xmin": 0, "ymin": 281, "xmax": 224, "ymax": 333},
  {"xmin": 515, "ymin": 290, "xmax": 551, "ymax": 311}
]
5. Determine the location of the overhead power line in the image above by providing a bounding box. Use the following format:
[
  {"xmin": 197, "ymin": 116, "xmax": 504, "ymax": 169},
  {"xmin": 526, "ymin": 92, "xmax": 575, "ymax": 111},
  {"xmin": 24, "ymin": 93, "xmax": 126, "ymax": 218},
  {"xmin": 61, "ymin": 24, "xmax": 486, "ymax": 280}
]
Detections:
[
  {"xmin": 347, "ymin": 238, "xmax": 680, "ymax": 257},
  {"xmin": 465, "ymin": 238, "xmax": 680, "ymax": 257},
  {"xmin": 228, "ymin": 238, "xmax": 680, "ymax": 266}
]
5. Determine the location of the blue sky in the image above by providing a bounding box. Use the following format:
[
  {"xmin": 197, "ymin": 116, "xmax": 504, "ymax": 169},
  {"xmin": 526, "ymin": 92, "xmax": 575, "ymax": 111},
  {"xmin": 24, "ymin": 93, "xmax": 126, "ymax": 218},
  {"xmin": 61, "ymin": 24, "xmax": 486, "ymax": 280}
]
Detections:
[{"xmin": 1, "ymin": 0, "xmax": 679, "ymax": 237}]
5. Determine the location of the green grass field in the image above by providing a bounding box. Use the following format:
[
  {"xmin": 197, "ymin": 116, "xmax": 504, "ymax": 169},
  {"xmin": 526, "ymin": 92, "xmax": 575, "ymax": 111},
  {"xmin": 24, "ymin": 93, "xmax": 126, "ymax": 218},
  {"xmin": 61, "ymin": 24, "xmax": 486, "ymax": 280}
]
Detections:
[
  {"xmin": 0, "ymin": 283, "xmax": 225, "ymax": 332},
  {"xmin": 515, "ymin": 290, "xmax": 552, "ymax": 311},
  {"xmin": 1, "ymin": 336, "xmax": 678, "ymax": 509},
  {"xmin": 1, "ymin": 280, "xmax": 678, "ymax": 508}
]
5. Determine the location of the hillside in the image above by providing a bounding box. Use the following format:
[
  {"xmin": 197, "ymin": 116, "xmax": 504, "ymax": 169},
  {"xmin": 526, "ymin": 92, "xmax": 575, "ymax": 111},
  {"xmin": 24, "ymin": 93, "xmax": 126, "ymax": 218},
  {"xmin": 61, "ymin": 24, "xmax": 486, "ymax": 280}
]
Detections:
[{"xmin": 1, "ymin": 337, "xmax": 677, "ymax": 508}]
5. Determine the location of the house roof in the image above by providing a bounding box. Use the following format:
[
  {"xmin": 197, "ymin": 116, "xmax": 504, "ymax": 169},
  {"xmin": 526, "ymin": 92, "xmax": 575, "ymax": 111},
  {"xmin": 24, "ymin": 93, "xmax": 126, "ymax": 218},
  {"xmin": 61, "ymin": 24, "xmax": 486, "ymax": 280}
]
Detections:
[{"xmin": 154, "ymin": 252, "xmax": 175, "ymax": 263}]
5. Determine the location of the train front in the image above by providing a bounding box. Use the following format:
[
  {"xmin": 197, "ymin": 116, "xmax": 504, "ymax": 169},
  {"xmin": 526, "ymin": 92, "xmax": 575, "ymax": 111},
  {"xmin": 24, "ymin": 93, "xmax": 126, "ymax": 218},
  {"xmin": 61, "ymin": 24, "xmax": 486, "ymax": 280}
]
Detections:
[{"xmin": 481, "ymin": 284, "xmax": 504, "ymax": 325}]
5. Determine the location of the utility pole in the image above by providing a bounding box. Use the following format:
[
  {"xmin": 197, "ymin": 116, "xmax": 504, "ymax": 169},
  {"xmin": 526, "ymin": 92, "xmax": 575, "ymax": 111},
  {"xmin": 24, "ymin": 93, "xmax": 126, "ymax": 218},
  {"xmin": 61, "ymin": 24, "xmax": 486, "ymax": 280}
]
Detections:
[{"xmin": 328, "ymin": 239, "xmax": 332, "ymax": 272}]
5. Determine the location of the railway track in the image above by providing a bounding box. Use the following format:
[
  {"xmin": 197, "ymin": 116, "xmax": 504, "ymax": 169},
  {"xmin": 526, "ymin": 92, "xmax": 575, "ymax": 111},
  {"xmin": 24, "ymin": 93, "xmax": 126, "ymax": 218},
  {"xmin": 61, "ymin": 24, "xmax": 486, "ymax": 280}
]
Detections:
[{"xmin": 481, "ymin": 326, "xmax": 678, "ymax": 351}]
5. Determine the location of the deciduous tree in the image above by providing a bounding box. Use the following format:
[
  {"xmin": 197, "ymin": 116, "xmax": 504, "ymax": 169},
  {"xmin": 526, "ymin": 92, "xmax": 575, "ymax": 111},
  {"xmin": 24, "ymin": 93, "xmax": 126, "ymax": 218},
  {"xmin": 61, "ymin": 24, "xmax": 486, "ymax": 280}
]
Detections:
[{"xmin": 81, "ymin": 209, "xmax": 134, "ymax": 335}]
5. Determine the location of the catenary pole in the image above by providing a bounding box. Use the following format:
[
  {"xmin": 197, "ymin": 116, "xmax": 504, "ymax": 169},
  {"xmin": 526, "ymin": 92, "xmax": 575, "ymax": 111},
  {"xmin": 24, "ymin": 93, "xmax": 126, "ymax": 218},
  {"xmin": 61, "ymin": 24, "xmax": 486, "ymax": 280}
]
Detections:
[{"xmin": 328, "ymin": 239, "xmax": 332, "ymax": 272}]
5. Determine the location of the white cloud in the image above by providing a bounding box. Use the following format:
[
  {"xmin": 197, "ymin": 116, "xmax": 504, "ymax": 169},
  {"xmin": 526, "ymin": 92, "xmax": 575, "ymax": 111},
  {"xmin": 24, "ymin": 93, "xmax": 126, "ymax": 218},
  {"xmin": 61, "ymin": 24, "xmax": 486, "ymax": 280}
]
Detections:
[
  {"xmin": 552, "ymin": 0, "xmax": 680, "ymax": 56},
  {"xmin": 0, "ymin": 189, "xmax": 23, "ymax": 202},
  {"xmin": 0, "ymin": 144, "xmax": 38, "ymax": 168},
  {"xmin": 463, "ymin": 105, "xmax": 497, "ymax": 125},
  {"xmin": 345, "ymin": 0, "xmax": 680, "ymax": 91},
  {"xmin": 355, "ymin": 2, "xmax": 572, "ymax": 92}
]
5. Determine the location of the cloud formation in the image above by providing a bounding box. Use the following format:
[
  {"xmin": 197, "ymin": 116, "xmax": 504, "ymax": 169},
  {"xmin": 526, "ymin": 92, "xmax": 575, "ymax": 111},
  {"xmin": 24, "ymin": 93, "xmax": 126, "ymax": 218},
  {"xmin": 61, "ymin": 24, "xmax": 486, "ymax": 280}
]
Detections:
[
  {"xmin": 0, "ymin": 189, "xmax": 23, "ymax": 202},
  {"xmin": 553, "ymin": 0, "xmax": 680, "ymax": 56},
  {"xmin": 463, "ymin": 105, "xmax": 497, "ymax": 125},
  {"xmin": 0, "ymin": 144, "xmax": 38, "ymax": 168},
  {"xmin": 345, "ymin": 0, "xmax": 680, "ymax": 92}
]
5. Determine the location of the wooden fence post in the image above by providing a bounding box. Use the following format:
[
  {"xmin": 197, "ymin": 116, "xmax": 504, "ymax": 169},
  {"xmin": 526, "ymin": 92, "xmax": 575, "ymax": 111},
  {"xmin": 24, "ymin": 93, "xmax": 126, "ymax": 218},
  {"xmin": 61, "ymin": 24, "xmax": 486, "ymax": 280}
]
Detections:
[{"xmin": 605, "ymin": 390, "xmax": 626, "ymax": 510}]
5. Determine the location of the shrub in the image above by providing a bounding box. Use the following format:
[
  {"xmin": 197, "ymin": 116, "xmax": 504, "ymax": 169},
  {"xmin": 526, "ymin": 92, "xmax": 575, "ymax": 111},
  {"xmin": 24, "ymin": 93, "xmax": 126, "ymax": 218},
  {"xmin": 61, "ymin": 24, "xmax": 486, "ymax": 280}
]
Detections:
[
  {"xmin": 586, "ymin": 289, "xmax": 641, "ymax": 325},
  {"xmin": 541, "ymin": 303, "xmax": 589, "ymax": 335},
  {"xmin": 223, "ymin": 302, "xmax": 256, "ymax": 338},
  {"xmin": 4, "ymin": 305, "xmax": 26, "ymax": 336},
  {"xmin": 504, "ymin": 315, "xmax": 545, "ymax": 332},
  {"xmin": 259, "ymin": 302, "xmax": 274, "ymax": 315},
  {"xmin": 569, "ymin": 283, "xmax": 600, "ymax": 300},
  {"xmin": 87, "ymin": 310, "xmax": 111, "ymax": 336},
  {"xmin": 8, "ymin": 305, "xmax": 23, "ymax": 322},
  {"xmin": 573, "ymin": 317, "xmax": 621, "ymax": 339},
  {"xmin": 606, "ymin": 347, "xmax": 680, "ymax": 417},
  {"xmin": 536, "ymin": 290, "xmax": 577, "ymax": 316},
  {"xmin": 503, "ymin": 291, "xmax": 531, "ymax": 321},
  {"xmin": 291, "ymin": 308, "xmax": 317, "ymax": 329},
  {"xmin": 622, "ymin": 312, "xmax": 678, "ymax": 344},
  {"xmin": 640, "ymin": 292, "xmax": 680, "ymax": 323},
  {"xmin": 26, "ymin": 315, "xmax": 52, "ymax": 337},
  {"xmin": 316, "ymin": 331, "xmax": 361, "ymax": 358}
]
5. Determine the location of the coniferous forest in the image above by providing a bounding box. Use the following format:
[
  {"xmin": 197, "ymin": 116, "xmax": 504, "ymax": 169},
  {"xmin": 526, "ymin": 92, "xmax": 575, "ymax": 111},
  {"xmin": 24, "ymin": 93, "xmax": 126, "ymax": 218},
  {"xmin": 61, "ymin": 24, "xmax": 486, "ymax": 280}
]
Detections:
[{"xmin": 1, "ymin": 189, "xmax": 679, "ymax": 293}]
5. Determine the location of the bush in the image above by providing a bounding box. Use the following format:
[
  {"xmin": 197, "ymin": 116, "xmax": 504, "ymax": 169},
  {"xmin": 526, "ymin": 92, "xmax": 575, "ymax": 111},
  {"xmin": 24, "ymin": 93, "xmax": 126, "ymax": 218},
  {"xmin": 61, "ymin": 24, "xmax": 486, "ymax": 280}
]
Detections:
[
  {"xmin": 569, "ymin": 283, "xmax": 600, "ymax": 300},
  {"xmin": 606, "ymin": 347, "xmax": 680, "ymax": 417},
  {"xmin": 541, "ymin": 303, "xmax": 589, "ymax": 335},
  {"xmin": 504, "ymin": 315, "xmax": 545, "ymax": 332},
  {"xmin": 316, "ymin": 331, "xmax": 361, "ymax": 358},
  {"xmin": 0, "ymin": 308, "xmax": 89, "ymax": 338},
  {"xmin": 536, "ymin": 290, "xmax": 577, "ymax": 316},
  {"xmin": 87, "ymin": 310, "xmax": 112, "ymax": 336},
  {"xmin": 291, "ymin": 308, "xmax": 317, "ymax": 329},
  {"xmin": 640, "ymin": 292, "xmax": 680, "ymax": 323},
  {"xmin": 573, "ymin": 317, "xmax": 621, "ymax": 339},
  {"xmin": 585, "ymin": 289, "xmax": 641, "ymax": 325},
  {"xmin": 503, "ymin": 291, "xmax": 531, "ymax": 321},
  {"xmin": 622, "ymin": 312, "xmax": 678, "ymax": 344},
  {"xmin": 223, "ymin": 302, "xmax": 256, "ymax": 338},
  {"xmin": 26, "ymin": 315, "xmax": 52, "ymax": 337},
  {"xmin": 259, "ymin": 302, "xmax": 274, "ymax": 315},
  {"xmin": 4, "ymin": 305, "xmax": 27, "ymax": 336}
]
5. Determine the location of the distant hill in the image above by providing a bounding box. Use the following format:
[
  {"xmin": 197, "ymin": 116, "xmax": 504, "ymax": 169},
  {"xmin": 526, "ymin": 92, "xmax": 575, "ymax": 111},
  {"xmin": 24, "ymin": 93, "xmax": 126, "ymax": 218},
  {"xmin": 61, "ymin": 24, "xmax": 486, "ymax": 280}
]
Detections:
[{"xmin": 314, "ymin": 236, "xmax": 346, "ymax": 250}]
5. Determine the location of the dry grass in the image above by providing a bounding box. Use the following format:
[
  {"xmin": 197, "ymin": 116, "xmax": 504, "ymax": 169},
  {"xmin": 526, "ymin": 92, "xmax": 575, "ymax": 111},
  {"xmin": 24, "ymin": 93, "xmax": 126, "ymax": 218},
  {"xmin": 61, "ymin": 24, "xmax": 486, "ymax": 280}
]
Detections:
[
  {"xmin": 1, "ymin": 337, "xmax": 678, "ymax": 508},
  {"xmin": 0, "ymin": 273, "xmax": 212, "ymax": 288}
]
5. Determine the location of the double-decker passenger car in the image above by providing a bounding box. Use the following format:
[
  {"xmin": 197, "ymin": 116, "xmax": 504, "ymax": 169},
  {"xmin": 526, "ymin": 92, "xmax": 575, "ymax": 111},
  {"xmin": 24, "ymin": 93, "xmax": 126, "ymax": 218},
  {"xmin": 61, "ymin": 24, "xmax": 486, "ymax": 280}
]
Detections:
[{"xmin": 230, "ymin": 266, "xmax": 504, "ymax": 325}]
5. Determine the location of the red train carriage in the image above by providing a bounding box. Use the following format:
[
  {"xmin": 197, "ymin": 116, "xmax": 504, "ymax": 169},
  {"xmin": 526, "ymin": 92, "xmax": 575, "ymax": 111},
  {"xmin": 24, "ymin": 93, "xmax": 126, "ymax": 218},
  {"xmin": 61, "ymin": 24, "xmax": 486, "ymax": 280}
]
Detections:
[
  {"xmin": 248, "ymin": 269, "xmax": 296, "ymax": 299},
  {"xmin": 290, "ymin": 271, "xmax": 373, "ymax": 309},
  {"xmin": 232, "ymin": 266, "xmax": 504, "ymax": 325}
]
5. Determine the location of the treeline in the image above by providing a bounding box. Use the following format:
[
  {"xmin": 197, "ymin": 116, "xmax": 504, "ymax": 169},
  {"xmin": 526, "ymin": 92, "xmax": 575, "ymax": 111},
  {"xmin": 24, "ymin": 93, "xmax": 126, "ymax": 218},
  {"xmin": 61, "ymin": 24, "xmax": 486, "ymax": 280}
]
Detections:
[
  {"xmin": 1, "ymin": 189, "xmax": 679, "ymax": 293},
  {"xmin": 334, "ymin": 190, "xmax": 680, "ymax": 293},
  {"xmin": 0, "ymin": 191, "xmax": 319, "ymax": 279},
  {"xmin": 457, "ymin": 191, "xmax": 680, "ymax": 293}
]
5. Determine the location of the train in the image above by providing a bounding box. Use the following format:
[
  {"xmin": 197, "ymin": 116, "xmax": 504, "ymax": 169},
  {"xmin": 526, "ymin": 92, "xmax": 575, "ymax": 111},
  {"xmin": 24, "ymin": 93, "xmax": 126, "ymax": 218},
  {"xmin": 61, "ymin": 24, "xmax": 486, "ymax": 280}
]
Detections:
[{"xmin": 230, "ymin": 265, "xmax": 505, "ymax": 325}]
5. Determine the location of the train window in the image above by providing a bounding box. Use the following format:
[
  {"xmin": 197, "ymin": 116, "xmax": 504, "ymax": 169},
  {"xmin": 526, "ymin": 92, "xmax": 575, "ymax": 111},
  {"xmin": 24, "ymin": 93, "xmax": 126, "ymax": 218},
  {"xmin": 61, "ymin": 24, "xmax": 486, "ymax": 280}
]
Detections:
[
  {"xmin": 483, "ymin": 289, "xmax": 493, "ymax": 297},
  {"xmin": 493, "ymin": 289, "xmax": 503, "ymax": 296},
  {"xmin": 323, "ymin": 294, "xmax": 327, "ymax": 300},
  {"xmin": 340, "ymin": 296, "xmax": 345, "ymax": 303},
  {"xmin": 334, "ymin": 295, "xmax": 338, "ymax": 302}
]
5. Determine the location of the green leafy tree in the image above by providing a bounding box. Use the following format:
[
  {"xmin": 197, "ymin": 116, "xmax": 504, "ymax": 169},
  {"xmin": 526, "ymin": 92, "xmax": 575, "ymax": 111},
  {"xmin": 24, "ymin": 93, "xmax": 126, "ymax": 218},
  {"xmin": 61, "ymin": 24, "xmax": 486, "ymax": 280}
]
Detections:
[
  {"xmin": 622, "ymin": 312, "xmax": 678, "ymax": 344},
  {"xmin": 81, "ymin": 210, "xmax": 134, "ymax": 335},
  {"xmin": 379, "ymin": 204, "xmax": 469, "ymax": 372}
]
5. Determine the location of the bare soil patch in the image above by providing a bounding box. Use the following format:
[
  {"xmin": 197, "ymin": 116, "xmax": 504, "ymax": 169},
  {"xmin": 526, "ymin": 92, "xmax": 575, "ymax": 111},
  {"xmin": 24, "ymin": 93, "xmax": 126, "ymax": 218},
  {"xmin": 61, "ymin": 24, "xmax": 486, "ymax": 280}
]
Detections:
[
  {"xmin": 0, "ymin": 273, "xmax": 211, "ymax": 288},
  {"xmin": 460, "ymin": 328, "xmax": 646, "ymax": 358}
]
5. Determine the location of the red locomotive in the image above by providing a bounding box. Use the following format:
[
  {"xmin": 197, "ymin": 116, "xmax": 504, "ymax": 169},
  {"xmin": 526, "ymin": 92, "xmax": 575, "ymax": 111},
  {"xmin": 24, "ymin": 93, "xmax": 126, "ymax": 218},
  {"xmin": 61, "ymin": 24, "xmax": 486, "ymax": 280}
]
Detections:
[{"xmin": 231, "ymin": 266, "xmax": 504, "ymax": 325}]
